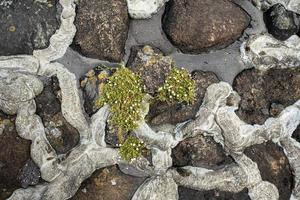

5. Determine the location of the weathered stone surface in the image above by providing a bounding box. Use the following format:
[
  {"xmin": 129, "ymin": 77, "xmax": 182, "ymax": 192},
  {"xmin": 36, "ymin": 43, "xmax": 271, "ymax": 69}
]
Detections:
[
  {"xmin": 18, "ymin": 159, "xmax": 41, "ymax": 188},
  {"xmin": 244, "ymin": 141, "xmax": 294, "ymax": 200},
  {"xmin": 178, "ymin": 187, "xmax": 250, "ymax": 200},
  {"xmin": 172, "ymin": 134, "xmax": 233, "ymax": 169},
  {"xmin": 74, "ymin": 0, "xmax": 129, "ymax": 62},
  {"xmin": 80, "ymin": 66, "xmax": 114, "ymax": 116},
  {"xmin": 35, "ymin": 76, "xmax": 80, "ymax": 154},
  {"xmin": 147, "ymin": 70, "xmax": 219, "ymax": 125},
  {"xmin": 234, "ymin": 67, "xmax": 300, "ymax": 143},
  {"xmin": 233, "ymin": 67, "xmax": 300, "ymax": 125},
  {"xmin": 0, "ymin": 113, "xmax": 31, "ymax": 199},
  {"xmin": 162, "ymin": 0, "xmax": 250, "ymax": 53},
  {"xmin": 128, "ymin": 45, "xmax": 173, "ymax": 94},
  {"xmin": 264, "ymin": 4, "xmax": 300, "ymax": 41},
  {"xmin": 71, "ymin": 165, "xmax": 146, "ymax": 200},
  {"xmin": 0, "ymin": 0, "xmax": 59, "ymax": 56}
]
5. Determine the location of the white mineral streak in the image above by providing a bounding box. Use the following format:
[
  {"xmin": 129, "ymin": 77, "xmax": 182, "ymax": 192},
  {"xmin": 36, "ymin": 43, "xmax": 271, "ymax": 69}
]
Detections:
[
  {"xmin": 241, "ymin": 34, "xmax": 300, "ymax": 69},
  {"xmin": 134, "ymin": 122, "xmax": 180, "ymax": 150},
  {"xmin": 216, "ymin": 99, "xmax": 300, "ymax": 154},
  {"xmin": 280, "ymin": 137, "xmax": 300, "ymax": 199},
  {"xmin": 33, "ymin": 0, "xmax": 76, "ymax": 63},
  {"xmin": 252, "ymin": 0, "xmax": 300, "ymax": 14},
  {"xmin": 0, "ymin": 55, "xmax": 39, "ymax": 73},
  {"xmin": 126, "ymin": 0, "xmax": 169, "ymax": 19},
  {"xmin": 131, "ymin": 175, "xmax": 178, "ymax": 200}
]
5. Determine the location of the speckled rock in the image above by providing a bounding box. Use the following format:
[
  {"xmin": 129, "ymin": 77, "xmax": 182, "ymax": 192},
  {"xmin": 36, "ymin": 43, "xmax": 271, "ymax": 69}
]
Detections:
[
  {"xmin": 0, "ymin": 113, "xmax": 31, "ymax": 199},
  {"xmin": 147, "ymin": 70, "xmax": 219, "ymax": 125},
  {"xmin": 74, "ymin": 0, "xmax": 129, "ymax": 62},
  {"xmin": 18, "ymin": 159, "xmax": 41, "ymax": 188},
  {"xmin": 80, "ymin": 66, "xmax": 114, "ymax": 116},
  {"xmin": 233, "ymin": 67, "xmax": 300, "ymax": 125},
  {"xmin": 71, "ymin": 165, "xmax": 146, "ymax": 200},
  {"xmin": 244, "ymin": 141, "xmax": 293, "ymax": 200},
  {"xmin": 264, "ymin": 4, "xmax": 300, "ymax": 41},
  {"xmin": 233, "ymin": 68, "xmax": 299, "ymax": 200},
  {"xmin": 178, "ymin": 187, "xmax": 250, "ymax": 200},
  {"xmin": 127, "ymin": 45, "xmax": 173, "ymax": 94},
  {"xmin": 172, "ymin": 134, "xmax": 233, "ymax": 169},
  {"xmin": 162, "ymin": 0, "xmax": 250, "ymax": 53},
  {"xmin": 35, "ymin": 76, "xmax": 80, "ymax": 154},
  {"xmin": 0, "ymin": 0, "xmax": 59, "ymax": 56}
]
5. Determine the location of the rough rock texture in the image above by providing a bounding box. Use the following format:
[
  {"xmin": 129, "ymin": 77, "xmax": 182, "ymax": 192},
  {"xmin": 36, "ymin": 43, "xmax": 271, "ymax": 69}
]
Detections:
[
  {"xmin": 18, "ymin": 159, "xmax": 41, "ymax": 188},
  {"xmin": 74, "ymin": 0, "xmax": 129, "ymax": 62},
  {"xmin": 80, "ymin": 67, "xmax": 114, "ymax": 116},
  {"xmin": 264, "ymin": 4, "xmax": 300, "ymax": 41},
  {"xmin": 162, "ymin": 0, "xmax": 250, "ymax": 53},
  {"xmin": 244, "ymin": 142, "xmax": 294, "ymax": 200},
  {"xmin": 233, "ymin": 67, "xmax": 300, "ymax": 125},
  {"xmin": 128, "ymin": 45, "xmax": 173, "ymax": 94},
  {"xmin": 0, "ymin": 0, "xmax": 59, "ymax": 56},
  {"xmin": 0, "ymin": 113, "xmax": 31, "ymax": 199},
  {"xmin": 172, "ymin": 134, "xmax": 233, "ymax": 169},
  {"xmin": 35, "ymin": 76, "xmax": 80, "ymax": 154},
  {"xmin": 71, "ymin": 165, "xmax": 146, "ymax": 200},
  {"xmin": 233, "ymin": 67, "xmax": 299, "ymax": 199},
  {"xmin": 148, "ymin": 70, "xmax": 219, "ymax": 125},
  {"xmin": 178, "ymin": 187, "xmax": 250, "ymax": 200}
]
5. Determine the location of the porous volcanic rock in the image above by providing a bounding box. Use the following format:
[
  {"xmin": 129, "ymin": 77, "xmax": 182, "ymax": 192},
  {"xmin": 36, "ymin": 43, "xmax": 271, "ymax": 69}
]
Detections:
[
  {"xmin": 35, "ymin": 76, "xmax": 80, "ymax": 154},
  {"xmin": 264, "ymin": 4, "xmax": 300, "ymax": 41},
  {"xmin": 244, "ymin": 141, "xmax": 294, "ymax": 200},
  {"xmin": 127, "ymin": 45, "xmax": 173, "ymax": 94},
  {"xmin": 147, "ymin": 70, "xmax": 219, "ymax": 126},
  {"xmin": 233, "ymin": 67, "xmax": 299, "ymax": 200},
  {"xmin": 71, "ymin": 165, "xmax": 146, "ymax": 200},
  {"xmin": 162, "ymin": 0, "xmax": 250, "ymax": 53},
  {"xmin": 233, "ymin": 67, "xmax": 300, "ymax": 125},
  {"xmin": 74, "ymin": 0, "xmax": 129, "ymax": 62},
  {"xmin": 0, "ymin": 0, "xmax": 59, "ymax": 56}
]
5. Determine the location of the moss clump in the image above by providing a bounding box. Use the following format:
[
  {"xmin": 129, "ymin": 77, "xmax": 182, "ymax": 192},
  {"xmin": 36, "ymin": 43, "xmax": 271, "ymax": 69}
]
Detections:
[
  {"xmin": 157, "ymin": 67, "xmax": 196, "ymax": 104},
  {"xmin": 96, "ymin": 67, "xmax": 145, "ymax": 142},
  {"xmin": 119, "ymin": 136, "xmax": 144, "ymax": 161}
]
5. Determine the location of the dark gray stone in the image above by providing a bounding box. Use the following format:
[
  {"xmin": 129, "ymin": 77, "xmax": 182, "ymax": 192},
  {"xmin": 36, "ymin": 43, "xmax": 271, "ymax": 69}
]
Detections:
[
  {"xmin": 0, "ymin": 0, "xmax": 59, "ymax": 55},
  {"xmin": 18, "ymin": 159, "xmax": 41, "ymax": 188},
  {"xmin": 264, "ymin": 4, "xmax": 300, "ymax": 41}
]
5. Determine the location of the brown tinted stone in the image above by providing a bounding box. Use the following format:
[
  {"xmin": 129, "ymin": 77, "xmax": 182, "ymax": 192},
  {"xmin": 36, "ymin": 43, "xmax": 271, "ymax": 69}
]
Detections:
[
  {"xmin": 172, "ymin": 134, "xmax": 233, "ymax": 169},
  {"xmin": 128, "ymin": 45, "xmax": 173, "ymax": 94},
  {"xmin": 0, "ymin": 114, "xmax": 31, "ymax": 199},
  {"xmin": 148, "ymin": 70, "xmax": 219, "ymax": 125},
  {"xmin": 74, "ymin": 0, "xmax": 129, "ymax": 62},
  {"xmin": 71, "ymin": 165, "xmax": 146, "ymax": 200},
  {"xmin": 244, "ymin": 141, "xmax": 294, "ymax": 200},
  {"xmin": 163, "ymin": 0, "xmax": 250, "ymax": 53},
  {"xmin": 233, "ymin": 67, "xmax": 300, "ymax": 125}
]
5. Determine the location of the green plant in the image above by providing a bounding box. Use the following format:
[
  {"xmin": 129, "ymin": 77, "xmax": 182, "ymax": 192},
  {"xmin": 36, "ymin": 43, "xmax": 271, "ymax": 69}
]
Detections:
[
  {"xmin": 119, "ymin": 136, "xmax": 144, "ymax": 161},
  {"xmin": 157, "ymin": 67, "xmax": 196, "ymax": 104},
  {"xmin": 96, "ymin": 67, "xmax": 145, "ymax": 142}
]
